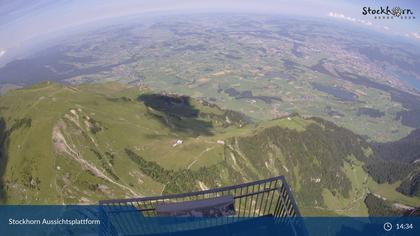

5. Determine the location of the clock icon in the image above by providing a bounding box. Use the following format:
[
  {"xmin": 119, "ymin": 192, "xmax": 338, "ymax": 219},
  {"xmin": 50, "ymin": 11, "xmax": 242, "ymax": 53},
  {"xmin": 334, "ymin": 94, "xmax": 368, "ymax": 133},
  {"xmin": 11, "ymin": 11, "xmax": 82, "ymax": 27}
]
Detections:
[{"xmin": 384, "ymin": 222, "xmax": 393, "ymax": 231}]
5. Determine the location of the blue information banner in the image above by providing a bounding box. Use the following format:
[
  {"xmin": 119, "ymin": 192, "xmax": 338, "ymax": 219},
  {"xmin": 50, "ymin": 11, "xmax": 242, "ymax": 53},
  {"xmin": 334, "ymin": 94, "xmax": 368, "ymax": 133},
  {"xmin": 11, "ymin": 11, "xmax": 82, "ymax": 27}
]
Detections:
[{"xmin": 0, "ymin": 205, "xmax": 419, "ymax": 236}]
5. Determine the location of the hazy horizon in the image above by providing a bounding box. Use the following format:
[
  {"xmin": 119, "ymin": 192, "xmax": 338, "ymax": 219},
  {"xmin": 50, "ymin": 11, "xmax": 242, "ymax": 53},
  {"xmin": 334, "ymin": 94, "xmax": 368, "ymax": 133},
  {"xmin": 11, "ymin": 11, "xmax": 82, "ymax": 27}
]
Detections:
[{"xmin": 0, "ymin": 0, "xmax": 419, "ymax": 64}]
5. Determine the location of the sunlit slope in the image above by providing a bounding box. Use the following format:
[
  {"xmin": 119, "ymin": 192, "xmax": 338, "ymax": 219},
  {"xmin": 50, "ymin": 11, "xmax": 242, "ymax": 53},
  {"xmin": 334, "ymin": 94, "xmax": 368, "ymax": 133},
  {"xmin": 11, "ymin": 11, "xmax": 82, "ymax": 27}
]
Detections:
[
  {"xmin": 0, "ymin": 82, "xmax": 249, "ymax": 204},
  {"xmin": 0, "ymin": 82, "xmax": 418, "ymax": 216}
]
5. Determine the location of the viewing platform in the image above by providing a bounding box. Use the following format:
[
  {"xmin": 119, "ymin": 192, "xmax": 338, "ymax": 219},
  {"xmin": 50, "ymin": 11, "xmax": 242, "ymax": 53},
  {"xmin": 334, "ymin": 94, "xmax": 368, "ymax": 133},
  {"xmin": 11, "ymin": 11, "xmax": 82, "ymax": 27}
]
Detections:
[{"xmin": 99, "ymin": 176, "xmax": 306, "ymax": 235}]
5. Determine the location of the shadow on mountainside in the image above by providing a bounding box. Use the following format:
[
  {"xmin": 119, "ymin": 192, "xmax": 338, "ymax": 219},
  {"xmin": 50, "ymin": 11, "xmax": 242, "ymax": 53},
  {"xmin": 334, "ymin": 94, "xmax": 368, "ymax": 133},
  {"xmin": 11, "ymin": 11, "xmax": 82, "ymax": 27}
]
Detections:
[
  {"xmin": 138, "ymin": 94, "xmax": 213, "ymax": 136},
  {"xmin": 0, "ymin": 118, "xmax": 8, "ymax": 203},
  {"xmin": 0, "ymin": 117, "xmax": 32, "ymax": 203}
]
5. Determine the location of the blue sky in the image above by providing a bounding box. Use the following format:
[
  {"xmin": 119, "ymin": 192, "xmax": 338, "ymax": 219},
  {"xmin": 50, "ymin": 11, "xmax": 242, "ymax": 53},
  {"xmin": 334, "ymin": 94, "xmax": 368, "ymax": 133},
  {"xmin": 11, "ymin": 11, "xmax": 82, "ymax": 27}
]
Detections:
[{"xmin": 0, "ymin": 0, "xmax": 418, "ymax": 60}]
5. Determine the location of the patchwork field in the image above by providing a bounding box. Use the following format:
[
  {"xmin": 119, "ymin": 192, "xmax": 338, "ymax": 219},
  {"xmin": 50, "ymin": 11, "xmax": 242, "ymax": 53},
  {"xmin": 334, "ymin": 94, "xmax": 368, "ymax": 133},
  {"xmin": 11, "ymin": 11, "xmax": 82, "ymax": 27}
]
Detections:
[{"xmin": 1, "ymin": 14, "xmax": 420, "ymax": 142}]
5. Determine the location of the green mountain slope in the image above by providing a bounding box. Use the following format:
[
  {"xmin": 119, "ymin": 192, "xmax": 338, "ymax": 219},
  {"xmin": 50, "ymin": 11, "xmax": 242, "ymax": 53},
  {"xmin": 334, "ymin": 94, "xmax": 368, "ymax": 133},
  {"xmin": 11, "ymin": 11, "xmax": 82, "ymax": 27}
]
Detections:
[
  {"xmin": 373, "ymin": 129, "xmax": 420, "ymax": 163},
  {"xmin": 0, "ymin": 82, "xmax": 418, "ymax": 216},
  {"xmin": 365, "ymin": 129, "xmax": 420, "ymax": 197}
]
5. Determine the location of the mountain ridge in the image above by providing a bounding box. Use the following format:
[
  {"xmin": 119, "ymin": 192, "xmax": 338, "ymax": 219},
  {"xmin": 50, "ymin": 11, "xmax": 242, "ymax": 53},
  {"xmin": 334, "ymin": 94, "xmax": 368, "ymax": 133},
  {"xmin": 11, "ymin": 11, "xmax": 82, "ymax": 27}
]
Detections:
[{"xmin": 0, "ymin": 82, "xmax": 418, "ymax": 216}]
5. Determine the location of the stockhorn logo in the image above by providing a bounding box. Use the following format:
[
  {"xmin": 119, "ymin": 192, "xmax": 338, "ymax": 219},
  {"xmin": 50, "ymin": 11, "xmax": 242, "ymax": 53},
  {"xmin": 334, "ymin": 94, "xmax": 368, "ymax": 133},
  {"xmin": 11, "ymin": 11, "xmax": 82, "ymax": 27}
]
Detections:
[
  {"xmin": 362, "ymin": 6, "xmax": 415, "ymax": 19},
  {"xmin": 391, "ymin": 7, "xmax": 402, "ymax": 17}
]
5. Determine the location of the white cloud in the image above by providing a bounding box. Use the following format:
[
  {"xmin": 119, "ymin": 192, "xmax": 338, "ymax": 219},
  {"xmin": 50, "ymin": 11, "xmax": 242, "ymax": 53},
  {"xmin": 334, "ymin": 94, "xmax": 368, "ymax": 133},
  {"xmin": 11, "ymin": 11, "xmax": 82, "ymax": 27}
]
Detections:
[
  {"xmin": 0, "ymin": 49, "xmax": 5, "ymax": 58},
  {"xmin": 328, "ymin": 12, "xmax": 372, "ymax": 26},
  {"xmin": 383, "ymin": 26, "xmax": 389, "ymax": 31},
  {"xmin": 328, "ymin": 12, "xmax": 345, "ymax": 19},
  {"xmin": 362, "ymin": 20, "xmax": 373, "ymax": 26},
  {"xmin": 411, "ymin": 32, "xmax": 420, "ymax": 40}
]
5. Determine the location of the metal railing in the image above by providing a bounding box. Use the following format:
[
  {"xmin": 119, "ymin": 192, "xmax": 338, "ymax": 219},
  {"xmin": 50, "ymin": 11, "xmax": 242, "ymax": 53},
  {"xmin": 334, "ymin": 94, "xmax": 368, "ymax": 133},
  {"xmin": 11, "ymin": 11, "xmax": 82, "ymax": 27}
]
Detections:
[{"xmin": 99, "ymin": 176, "xmax": 304, "ymax": 235}]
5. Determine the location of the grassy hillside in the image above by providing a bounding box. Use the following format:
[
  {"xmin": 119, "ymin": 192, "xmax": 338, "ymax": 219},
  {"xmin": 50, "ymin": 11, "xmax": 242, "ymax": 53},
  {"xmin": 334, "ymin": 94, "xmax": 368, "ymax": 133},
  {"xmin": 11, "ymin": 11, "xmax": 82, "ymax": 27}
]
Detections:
[
  {"xmin": 365, "ymin": 128, "xmax": 420, "ymax": 197},
  {"xmin": 0, "ymin": 82, "xmax": 418, "ymax": 216}
]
